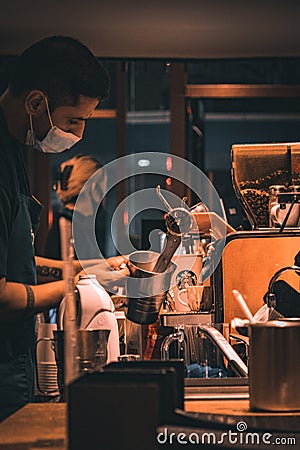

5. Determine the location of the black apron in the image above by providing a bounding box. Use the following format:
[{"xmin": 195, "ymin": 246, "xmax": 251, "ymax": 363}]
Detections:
[{"xmin": 0, "ymin": 193, "xmax": 42, "ymax": 422}]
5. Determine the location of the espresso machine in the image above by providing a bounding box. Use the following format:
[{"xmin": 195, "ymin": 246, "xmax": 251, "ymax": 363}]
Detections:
[
  {"xmin": 123, "ymin": 186, "xmax": 248, "ymax": 377},
  {"xmin": 151, "ymin": 143, "xmax": 300, "ymax": 377}
]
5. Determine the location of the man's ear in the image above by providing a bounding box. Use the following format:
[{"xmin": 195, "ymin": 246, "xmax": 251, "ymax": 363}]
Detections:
[{"xmin": 24, "ymin": 90, "xmax": 46, "ymax": 116}]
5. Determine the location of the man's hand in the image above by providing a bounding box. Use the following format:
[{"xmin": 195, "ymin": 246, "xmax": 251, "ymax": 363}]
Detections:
[{"xmin": 77, "ymin": 256, "xmax": 130, "ymax": 292}]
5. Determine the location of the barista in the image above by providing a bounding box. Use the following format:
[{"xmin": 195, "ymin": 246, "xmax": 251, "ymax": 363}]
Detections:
[{"xmin": 0, "ymin": 36, "xmax": 129, "ymax": 421}]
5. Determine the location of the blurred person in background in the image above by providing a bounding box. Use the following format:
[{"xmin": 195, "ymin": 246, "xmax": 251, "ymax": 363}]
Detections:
[{"xmin": 45, "ymin": 153, "xmax": 108, "ymax": 260}]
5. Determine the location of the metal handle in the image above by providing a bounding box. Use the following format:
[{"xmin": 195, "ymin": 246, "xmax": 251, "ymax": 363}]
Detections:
[
  {"xmin": 161, "ymin": 326, "xmax": 185, "ymax": 360},
  {"xmin": 267, "ymin": 265, "xmax": 300, "ymax": 308},
  {"xmin": 153, "ymin": 233, "xmax": 181, "ymax": 273},
  {"xmin": 197, "ymin": 325, "xmax": 248, "ymax": 377}
]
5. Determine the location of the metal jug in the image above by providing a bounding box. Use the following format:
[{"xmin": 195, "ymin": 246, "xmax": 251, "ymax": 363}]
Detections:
[
  {"xmin": 249, "ymin": 318, "xmax": 300, "ymax": 411},
  {"xmin": 125, "ymin": 251, "xmax": 176, "ymax": 325}
]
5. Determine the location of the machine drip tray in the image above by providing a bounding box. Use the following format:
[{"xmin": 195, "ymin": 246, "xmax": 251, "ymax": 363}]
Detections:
[
  {"xmin": 160, "ymin": 312, "xmax": 214, "ymax": 327},
  {"xmin": 184, "ymin": 378, "xmax": 249, "ymax": 401}
]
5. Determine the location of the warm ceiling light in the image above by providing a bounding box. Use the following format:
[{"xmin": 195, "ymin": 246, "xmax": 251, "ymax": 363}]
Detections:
[
  {"xmin": 166, "ymin": 156, "xmax": 172, "ymax": 171},
  {"xmin": 138, "ymin": 159, "xmax": 150, "ymax": 167}
]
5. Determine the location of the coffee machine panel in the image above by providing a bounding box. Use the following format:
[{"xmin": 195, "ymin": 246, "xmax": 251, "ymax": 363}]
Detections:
[{"xmin": 213, "ymin": 230, "xmax": 300, "ymax": 324}]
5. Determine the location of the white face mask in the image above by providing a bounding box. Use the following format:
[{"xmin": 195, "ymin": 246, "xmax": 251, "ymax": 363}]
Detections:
[{"xmin": 26, "ymin": 96, "xmax": 81, "ymax": 153}]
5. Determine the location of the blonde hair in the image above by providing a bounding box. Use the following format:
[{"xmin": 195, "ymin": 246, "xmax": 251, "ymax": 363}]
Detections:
[{"xmin": 56, "ymin": 154, "xmax": 106, "ymax": 205}]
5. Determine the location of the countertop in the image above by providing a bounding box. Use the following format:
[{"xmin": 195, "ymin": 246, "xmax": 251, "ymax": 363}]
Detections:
[
  {"xmin": 0, "ymin": 403, "xmax": 66, "ymax": 449},
  {"xmin": 0, "ymin": 400, "xmax": 299, "ymax": 449}
]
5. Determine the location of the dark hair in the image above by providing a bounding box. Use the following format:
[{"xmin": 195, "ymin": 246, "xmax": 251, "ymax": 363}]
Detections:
[{"xmin": 9, "ymin": 35, "xmax": 110, "ymax": 109}]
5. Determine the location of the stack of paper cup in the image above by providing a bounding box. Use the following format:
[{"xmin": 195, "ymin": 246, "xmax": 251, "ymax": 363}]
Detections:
[{"xmin": 35, "ymin": 322, "xmax": 59, "ymax": 396}]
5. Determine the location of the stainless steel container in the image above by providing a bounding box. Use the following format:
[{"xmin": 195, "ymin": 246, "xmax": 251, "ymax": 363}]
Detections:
[
  {"xmin": 249, "ymin": 319, "xmax": 300, "ymax": 411},
  {"xmin": 126, "ymin": 251, "xmax": 176, "ymax": 325}
]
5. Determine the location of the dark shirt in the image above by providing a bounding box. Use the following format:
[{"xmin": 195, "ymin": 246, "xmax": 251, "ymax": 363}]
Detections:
[
  {"xmin": 0, "ymin": 107, "xmax": 30, "ymax": 279},
  {"xmin": 44, "ymin": 204, "xmax": 107, "ymax": 260},
  {"xmin": 44, "ymin": 205, "xmax": 72, "ymax": 260}
]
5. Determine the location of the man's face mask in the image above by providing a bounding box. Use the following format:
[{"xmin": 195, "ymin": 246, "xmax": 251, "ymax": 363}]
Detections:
[{"xmin": 26, "ymin": 96, "xmax": 81, "ymax": 153}]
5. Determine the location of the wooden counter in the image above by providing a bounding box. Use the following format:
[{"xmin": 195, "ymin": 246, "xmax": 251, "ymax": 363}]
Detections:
[
  {"xmin": 0, "ymin": 400, "xmax": 299, "ymax": 449},
  {"xmin": 184, "ymin": 399, "xmax": 300, "ymax": 434},
  {"xmin": 185, "ymin": 398, "xmax": 298, "ymax": 416},
  {"xmin": 0, "ymin": 403, "xmax": 66, "ymax": 449}
]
